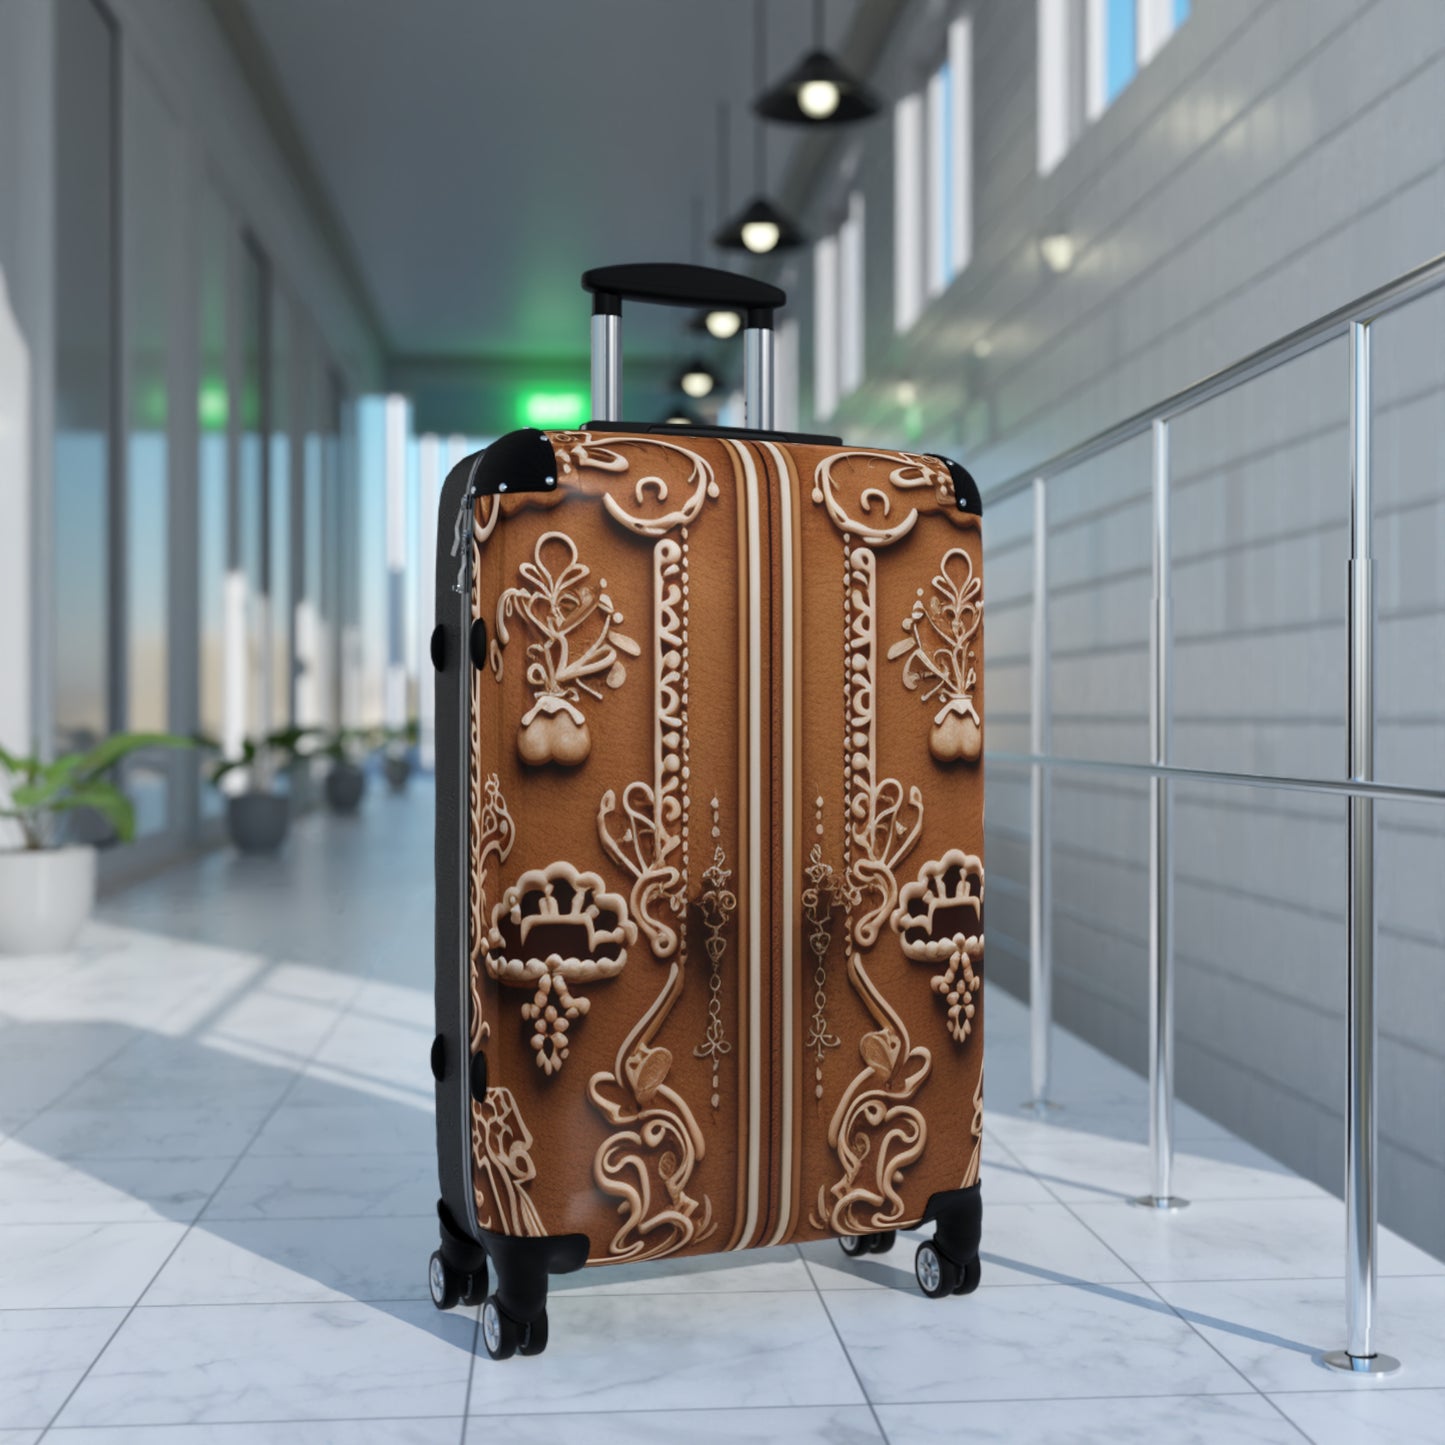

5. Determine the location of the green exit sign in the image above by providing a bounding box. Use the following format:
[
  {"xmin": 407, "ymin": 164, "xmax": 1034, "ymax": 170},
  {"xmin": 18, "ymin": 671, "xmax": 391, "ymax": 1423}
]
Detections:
[{"xmin": 519, "ymin": 389, "xmax": 587, "ymax": 429}]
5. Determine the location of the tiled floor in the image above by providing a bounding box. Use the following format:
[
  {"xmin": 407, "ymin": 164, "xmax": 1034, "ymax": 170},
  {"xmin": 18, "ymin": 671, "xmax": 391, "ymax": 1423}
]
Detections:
[{"xmin": 2, "ymin": 785, "xmax": 1442, "ymax": 1444}]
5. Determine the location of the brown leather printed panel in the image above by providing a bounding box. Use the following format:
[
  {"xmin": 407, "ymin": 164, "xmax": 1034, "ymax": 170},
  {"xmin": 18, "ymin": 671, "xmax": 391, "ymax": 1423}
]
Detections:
[
  {"xmin": 777, "ymin": 445, "xmax": 984, "ymax": 1244},
  {"xmin": 467, "ymin": 433, "xmax": 759, "ymax": 1264},
  {"xmin": 466, "ymin": 433, "xmax": 984, "ymax": 1263}
]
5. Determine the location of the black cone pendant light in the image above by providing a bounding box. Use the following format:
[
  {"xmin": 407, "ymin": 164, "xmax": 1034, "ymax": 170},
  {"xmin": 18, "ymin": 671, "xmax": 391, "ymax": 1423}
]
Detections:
[
  {"xmin": 714, "ymin": 2, "xmax": 803, "ymax": 255},
  {"xmin": 754, "ymin": 0, "xmax": 879, "ymax": 125}
]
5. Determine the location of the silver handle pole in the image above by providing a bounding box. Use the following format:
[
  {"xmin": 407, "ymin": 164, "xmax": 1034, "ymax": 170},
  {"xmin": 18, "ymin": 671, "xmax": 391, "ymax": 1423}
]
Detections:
[
  {"xmin": 1135, "ymin": 418, "xmax": 1187, "ymax": 1210},
  {"xmin": 1026, "ymin": 476, "xmax": 1056, "ymax": 1115},
  {"xmin": 591, "ymin": 312, "xmax": 621, "ymax": 422},
  {"xmin": 1326, "ymin": 321, "xmax": 1399, "ymax": 1374},
  {"xmin": 743, "ymin": 326, "xmax": 774, "ymax": 431}
]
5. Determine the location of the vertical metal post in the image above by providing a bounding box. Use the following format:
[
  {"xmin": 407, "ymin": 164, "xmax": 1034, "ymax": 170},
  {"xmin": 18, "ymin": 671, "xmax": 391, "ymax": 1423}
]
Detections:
[
  {"xmin": 1025, "ymin": 476, "xmax": 1058, "ymax": 1115},
  {"xmin": 590, "ymin": 311, "xmax": 620, "ymax": 422},
  {"xmin": 1326, "ymin": 321, "xmax": 1399, "ymax": 1374},
  {"xmin": 1134, "ymin": 418, "xmax": 1187, "ymax": 1209},
  {"xmin": 743, "ymin": 325, "xmax": 775, "ymax": 431}
]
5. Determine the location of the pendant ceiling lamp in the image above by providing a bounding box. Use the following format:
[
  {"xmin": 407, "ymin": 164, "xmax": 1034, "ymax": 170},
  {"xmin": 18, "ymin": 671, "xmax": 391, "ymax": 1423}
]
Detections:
[
  {"xmin": 754, "ymin": 0, "xmax": 879, "ymax": 125},
  {"xmin": 714, "ymin": 4, "xmax": 804, "ymax": 255},
  {"xmin": 677, "ymin": 358, "xmax": 717, "ymax": 400}
]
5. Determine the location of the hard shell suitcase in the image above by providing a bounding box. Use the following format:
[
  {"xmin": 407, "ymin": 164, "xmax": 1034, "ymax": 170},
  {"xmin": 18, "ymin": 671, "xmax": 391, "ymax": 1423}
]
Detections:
[{"xmin": 430, "ymin": 264, "xmax": 986, "ymax": 1357}]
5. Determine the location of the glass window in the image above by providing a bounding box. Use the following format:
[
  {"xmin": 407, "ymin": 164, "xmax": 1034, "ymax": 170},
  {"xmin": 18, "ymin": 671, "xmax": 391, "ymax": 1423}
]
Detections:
[
  {"xmin": 812, "ymin": 232, "xmax": 839, "ymax": 421},
  {"xmin": 52, "ymin": 0, "xmax": 116, "ymax": 756},
  {"xmin": 239, "ymin": 236, "xmax": 268, "ymax": 747},
  {"xmin": 1039, "ymin": 0, "xmax": 1189, "ymax": 172},
  {"xmin": 897, "ymin": 17, "xmax": 972, "ymax": 326},
  {"xmin": 893, "ymin": 91, "xmax": 924, "ymax": 333},
  {"xmin": 812, "ymin": 191, "xmax": 865, "ymax": 421},
  {"xmin": 269, "ymin": 285, "xmax": 292, "ymax": 731},
  {"xmin": 197, "ymin": 181, "xmax": 231, "ymax": 815},
  {"xmin": 122, "ymin": 56, "xmax": 182, "ymax": 836}
]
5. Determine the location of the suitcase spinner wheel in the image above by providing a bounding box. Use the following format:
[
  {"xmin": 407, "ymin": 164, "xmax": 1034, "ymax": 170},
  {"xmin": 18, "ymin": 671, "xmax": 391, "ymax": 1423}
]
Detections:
[{"xmin": 432, "ymin": 263, "xmax": 986, "ymax": 1354}]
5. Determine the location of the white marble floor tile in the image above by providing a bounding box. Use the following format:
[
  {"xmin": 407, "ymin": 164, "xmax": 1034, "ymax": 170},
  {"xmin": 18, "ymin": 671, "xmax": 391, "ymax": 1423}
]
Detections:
[
  {"xmin": 997, "ymin": 1126, "xmax": 1327, "ymax": 1204},
  {"xmin": 467, "ymin": 1291, "xmax": 864, "ymax": 1415},
  {"xmin": 823, "ymin": 1280, "xmax": 1246, "ymax": 1403},
  {"xmin": 143, "ymin": 1216, "xmax": 439, "ymax": 1305},
  {"xmin": 1270, "ymin": 1387, "xmax": 1445, "ymax": 1445},
  {"xmin": 55, "ymin": 1038, "xmax": 299, "ymax": 1114},
  {"xmin": 55, "ymin": 1301, "xmax": 477, "ymax": 1426},
  {"xmin": 246, "ymin": 1101, "xmax": 434, "ymax": 1158},
  {"xmin": 801, "ymin": 1203, "xmax": 1137, "ymax": 1291},
  {"xmin": 1153, "ymin": 1276, "xmax": 1445, "ymax": 1393},
  {"xmin": 43, "ymin": 1425, "xmax": 461, "ymax": 1445},
  {"xmin": 463, "ymin": 1405, "xmax": 885, "ymax": 1444},
  {"xmin": 0, "ymin": 1307, "xmax": 124, "ymax": 1429},
  {"xmin": 874, "ymin": 1394, "xmax": 1307, "ymax": 1444},
  {"xmin": 201, "ymin": 1153, "xmax": 433, "ymax": 1221},
  {"xmin": 554, "ymin": 1244, "xmax": 814, "ymax": 1296},
  {"xmin": 1072, "ymin": 1197, "xmax": 1445, "ymax": 1283},
  {"xmin": 5, "ymin": 1106, "xmax": 271, "ymax": 1161},
  {"xmin": 0, "ymin": 1149, "xmax": 230, "ymax": 1224},
  {"xmin": 0, "ymin": 1221, "xmax": 185, "ymax": 1307}
]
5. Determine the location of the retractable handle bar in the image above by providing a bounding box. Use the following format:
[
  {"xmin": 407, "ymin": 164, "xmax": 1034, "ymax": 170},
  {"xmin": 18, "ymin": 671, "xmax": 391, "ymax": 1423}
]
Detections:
[{"xmin": 582, "ymin": 263, "xmax": 786, "ymax": 431}]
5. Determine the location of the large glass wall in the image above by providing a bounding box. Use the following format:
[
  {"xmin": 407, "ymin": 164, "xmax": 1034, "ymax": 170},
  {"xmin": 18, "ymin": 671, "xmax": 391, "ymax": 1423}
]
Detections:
[
  {"xmin": 52, "ymin": 0, "xmax": 116, "ymax": 757},
  {"xmin": 121, "ymin": 43, "xmax": 181, "ymax": 835},
  {"xmin": 197, "ymin": 179, "xmax": 231, "ymax": 815}
]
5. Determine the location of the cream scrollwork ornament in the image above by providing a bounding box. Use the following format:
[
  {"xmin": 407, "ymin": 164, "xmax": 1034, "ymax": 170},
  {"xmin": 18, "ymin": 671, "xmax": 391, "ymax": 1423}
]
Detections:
[
  {"xmin": 812, "ymin": 450, "xmax": 957, "ymax": 547},
  {"xmin": 588, "ymin": 974, "xmax": 716, "ymax": 1263},
  {"xmin": 490, "ymin": 532, "xmax": 641, "ymax": 767},
  {"xmin": 891, "ymin": 850, "xmax": 984, "ymax": 1045},
  {"xmin": 486, "ymin": 862, "xmax": 636, "ymax": 1075},
  {"xmin": 888, "ymin": 546, "xmax": 983, "ymax": 764}
]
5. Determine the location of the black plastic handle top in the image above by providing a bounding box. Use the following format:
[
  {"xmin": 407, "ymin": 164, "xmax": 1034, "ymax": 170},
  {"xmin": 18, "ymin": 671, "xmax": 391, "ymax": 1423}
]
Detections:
[{"xmin": 583, "ymin": 262, "xmax": 786, "ymax": 329}]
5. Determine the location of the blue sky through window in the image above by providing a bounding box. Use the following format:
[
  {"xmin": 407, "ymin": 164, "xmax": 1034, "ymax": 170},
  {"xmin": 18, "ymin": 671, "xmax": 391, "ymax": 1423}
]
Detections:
[{"xmin": 1106, "ymin": 0, "xmax": 1137, "ymax": 103}]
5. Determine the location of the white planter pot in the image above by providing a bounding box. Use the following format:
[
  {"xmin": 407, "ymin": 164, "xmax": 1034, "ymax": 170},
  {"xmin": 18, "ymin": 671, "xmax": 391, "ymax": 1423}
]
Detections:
[{"xmin": 0, "ymin": 845, "xmax": 97, "ymax": 954}]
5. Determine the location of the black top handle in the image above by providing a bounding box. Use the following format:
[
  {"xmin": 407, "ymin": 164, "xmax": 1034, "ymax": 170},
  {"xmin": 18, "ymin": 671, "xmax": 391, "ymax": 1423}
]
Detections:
[{"xmin": 582, "ymin": 262, "xmax": 786, "ymax": 330}]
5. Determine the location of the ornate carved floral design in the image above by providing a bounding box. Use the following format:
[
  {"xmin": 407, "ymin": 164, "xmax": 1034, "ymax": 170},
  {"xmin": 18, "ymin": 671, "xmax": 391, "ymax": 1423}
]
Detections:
[
  {"xmin": 888, "ymin": 547, "xmax": 984, "ymax": 764},
  {"xmin": 468, "ymin": 772, "xmax": 518, "ymax": 1053},
  {"xmin": 891, "ymin": 850, "xmax": 984, "ymax": 1045},
  {"xmin": 486, "ymin": 862, "xmax": 636, "ymax": 1075},
  {"xmin": 597, "ymin": 536, "xmax": 688, "ymax": 958},
  {"xmin": 490, "ymin": 531, "xmax": 641, "ymax": 767},
  {"xmin": 471, "ymin": 1022, "xmax": 547, "ymax": 1238},
  {"xmin": 693, "ymin": 797, "xmax": 736, "ymax": 1111},
  {"xmin": 812, "ymin": 540, "xmax": 934, "ymax": 1235},
  {"xmin": 845, "ymin": 546, "xmax": 924, "ymax": 945},
  {"xmin": 802, "ymin": 796, "xmax": 856, "ymax": 1104}
]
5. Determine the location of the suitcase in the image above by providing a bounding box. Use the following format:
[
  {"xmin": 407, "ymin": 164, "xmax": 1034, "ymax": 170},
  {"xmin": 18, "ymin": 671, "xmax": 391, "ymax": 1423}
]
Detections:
[{"xmin": 429, "ymin": 263, "xmax": 985, "ymax": 1358}]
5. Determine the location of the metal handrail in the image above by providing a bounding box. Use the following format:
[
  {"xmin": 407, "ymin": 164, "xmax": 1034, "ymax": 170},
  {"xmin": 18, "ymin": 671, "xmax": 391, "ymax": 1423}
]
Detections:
[
  {"xmin": 986, "ymin": 250, "xmax": 1445, "ymax": 501},
  {"xmin": 985, "ymin": 250, "xmax": 1445, "ymax": 1374}
]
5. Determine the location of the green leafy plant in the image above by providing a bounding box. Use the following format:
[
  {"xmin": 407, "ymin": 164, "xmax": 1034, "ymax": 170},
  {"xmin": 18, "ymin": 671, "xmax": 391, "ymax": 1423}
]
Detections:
[
  {"xmin": 201, "ymin": 726, "xmax": 321, "ymax": 790},
  {"xmin": 0, "ymin": 733, "xmax": 195, "ymax": 851},
  {"xmin": 316, "ymin": 726, "xmax": 379, "ymax": 765},
  {"xmin": 379, "ymin": 718, "xmax": 419, "ymax": 758}
]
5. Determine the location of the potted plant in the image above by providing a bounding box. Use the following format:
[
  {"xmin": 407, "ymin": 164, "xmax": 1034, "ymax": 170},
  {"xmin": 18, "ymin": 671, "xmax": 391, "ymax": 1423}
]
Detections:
[
  {"xmin": 0, "ymin": 732, "xmax": 193, "ymax": 953},
  {"xmin": 381, "ymin": 718, "xmax": 420, "ymax": 793},
  {"xmin": 206, "ymin": 726, "xmax": 316, "ymax": 854},
  {"xmin": 321, "ymin": 727, "xmax": 372, "ymax": 815}
]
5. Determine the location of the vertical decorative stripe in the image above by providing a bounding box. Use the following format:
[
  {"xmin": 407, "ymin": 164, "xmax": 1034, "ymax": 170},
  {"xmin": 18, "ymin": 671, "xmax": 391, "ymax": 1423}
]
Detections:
[
  {"xmin": 727, "ymin": 440, "xmax": 765, "ymax": 1250},
  {"xmin": 763, "ymin": 442, "xmax": 797, "ymax": 1246}
]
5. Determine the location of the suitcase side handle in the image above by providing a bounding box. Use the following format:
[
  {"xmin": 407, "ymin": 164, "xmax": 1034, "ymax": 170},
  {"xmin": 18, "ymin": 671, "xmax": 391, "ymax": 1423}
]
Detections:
[{"xmin": 582, "ymin": 263, "xmax": 786, "ymax": 430}]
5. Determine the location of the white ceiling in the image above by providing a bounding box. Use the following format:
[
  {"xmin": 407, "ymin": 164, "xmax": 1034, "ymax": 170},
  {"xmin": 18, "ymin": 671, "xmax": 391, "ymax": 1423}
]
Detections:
[{"xmin": 240, "ymin": 0, "xmax": 871, "ymax": 368}]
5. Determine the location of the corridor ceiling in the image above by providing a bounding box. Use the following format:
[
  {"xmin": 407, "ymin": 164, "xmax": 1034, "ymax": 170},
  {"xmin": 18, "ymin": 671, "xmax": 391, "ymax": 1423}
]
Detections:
[{"xmin": 237, "ymin": 0, "xmax": 875, "ymax": 382}]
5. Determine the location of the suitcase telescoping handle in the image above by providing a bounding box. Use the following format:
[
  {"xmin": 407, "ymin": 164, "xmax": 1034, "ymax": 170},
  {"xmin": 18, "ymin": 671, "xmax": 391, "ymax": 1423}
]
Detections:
[{"xmin": 582, "ymin": 262, "xmax": 786, "ymax": 431}]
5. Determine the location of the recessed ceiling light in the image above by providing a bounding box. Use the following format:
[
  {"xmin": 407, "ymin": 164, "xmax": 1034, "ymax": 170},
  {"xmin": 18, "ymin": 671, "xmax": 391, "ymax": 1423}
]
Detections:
[{"xmin": 1040, "ymin": 233, "xmax": 1075, "ymax": 274}]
